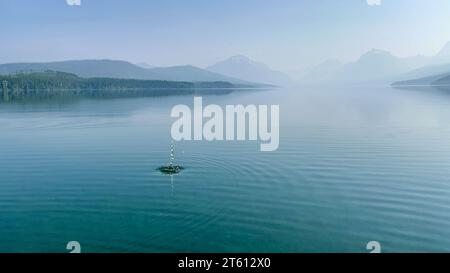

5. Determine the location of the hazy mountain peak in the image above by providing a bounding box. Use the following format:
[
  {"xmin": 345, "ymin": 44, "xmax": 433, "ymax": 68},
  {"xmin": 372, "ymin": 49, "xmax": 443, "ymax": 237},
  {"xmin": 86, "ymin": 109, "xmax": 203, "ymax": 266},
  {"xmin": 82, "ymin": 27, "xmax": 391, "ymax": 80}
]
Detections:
[
  {"xmin": 229, "ymin": 55, "xmax": 252, "ymax": 62},
  {"xmin": 207, "ymin": 55, "xmax": 291, "ymax": 85},
  {"xmin": 359, "ymin": 48, "xmax": 394, "ymax": 60}
]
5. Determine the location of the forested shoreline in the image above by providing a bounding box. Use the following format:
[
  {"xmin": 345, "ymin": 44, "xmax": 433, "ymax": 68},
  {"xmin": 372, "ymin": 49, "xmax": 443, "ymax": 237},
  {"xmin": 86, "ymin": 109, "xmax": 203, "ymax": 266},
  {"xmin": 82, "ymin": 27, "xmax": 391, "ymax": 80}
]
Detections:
[
  {"xmin": 0, "ymin": 71, "xmax": 259, "ymax": 102},
  {"xmin": 0, "ymin": 71, "xmax": 247, "ymax": 92}
]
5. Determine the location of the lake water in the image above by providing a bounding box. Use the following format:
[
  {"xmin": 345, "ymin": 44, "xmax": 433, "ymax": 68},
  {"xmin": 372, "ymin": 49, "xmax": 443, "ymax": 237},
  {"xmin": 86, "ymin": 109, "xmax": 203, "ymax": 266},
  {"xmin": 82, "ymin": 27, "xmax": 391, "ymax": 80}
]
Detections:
[{"xmin": 1, "ymin": 85, "xmax": 450, "ymax": 253}]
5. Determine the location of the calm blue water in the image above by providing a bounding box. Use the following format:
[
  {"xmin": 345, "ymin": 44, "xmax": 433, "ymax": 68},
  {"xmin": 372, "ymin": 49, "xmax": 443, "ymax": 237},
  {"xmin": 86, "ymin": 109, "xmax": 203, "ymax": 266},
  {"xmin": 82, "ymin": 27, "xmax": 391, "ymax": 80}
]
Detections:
[{"xmin": 1, "ymin": 85, "xmax": 450, "ymax": 253}]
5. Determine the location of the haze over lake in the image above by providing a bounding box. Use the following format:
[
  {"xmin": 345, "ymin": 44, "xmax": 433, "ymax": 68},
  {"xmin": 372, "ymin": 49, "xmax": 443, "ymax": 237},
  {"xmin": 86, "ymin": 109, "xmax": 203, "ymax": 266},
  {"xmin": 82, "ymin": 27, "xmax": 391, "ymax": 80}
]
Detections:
[{"xmin": 1, "ymin": 85, "xmax": 450, "ymax": 252}]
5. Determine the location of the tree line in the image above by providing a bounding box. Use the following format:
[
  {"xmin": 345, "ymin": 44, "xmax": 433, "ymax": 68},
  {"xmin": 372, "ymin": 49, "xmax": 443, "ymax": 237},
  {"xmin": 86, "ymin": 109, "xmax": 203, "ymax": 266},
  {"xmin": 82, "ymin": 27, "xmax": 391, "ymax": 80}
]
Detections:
[{"xmin": 0, "ymin": 71, "xmax": 240, "ymax": 93}]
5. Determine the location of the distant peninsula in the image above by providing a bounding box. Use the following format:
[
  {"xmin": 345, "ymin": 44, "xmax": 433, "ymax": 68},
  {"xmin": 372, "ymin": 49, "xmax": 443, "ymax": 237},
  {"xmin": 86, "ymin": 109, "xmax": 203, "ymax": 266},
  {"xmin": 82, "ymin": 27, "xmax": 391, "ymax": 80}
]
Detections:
[{"xmin": 392, "ymin": 72, "xmax": 450, "ymax": 87}]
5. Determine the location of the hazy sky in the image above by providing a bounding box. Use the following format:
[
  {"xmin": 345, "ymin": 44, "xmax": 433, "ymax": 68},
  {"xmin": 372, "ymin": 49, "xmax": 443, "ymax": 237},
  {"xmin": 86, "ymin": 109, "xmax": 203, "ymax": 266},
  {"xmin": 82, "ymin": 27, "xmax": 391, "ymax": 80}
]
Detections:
[{"xmin": 1, "ymin": 0, "xmax": 450, "ymax": 72}]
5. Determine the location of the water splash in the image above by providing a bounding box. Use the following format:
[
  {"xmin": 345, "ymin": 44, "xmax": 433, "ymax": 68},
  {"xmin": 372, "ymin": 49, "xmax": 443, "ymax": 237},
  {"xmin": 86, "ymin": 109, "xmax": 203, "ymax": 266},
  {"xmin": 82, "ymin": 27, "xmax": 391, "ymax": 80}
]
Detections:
[
  {"xmin": 169, "ymin": 141, "xmax": 174, "ymax": 168},
  {"xmin": 157, "ymin": 141, "xmax": 184, "ymax": 174}
]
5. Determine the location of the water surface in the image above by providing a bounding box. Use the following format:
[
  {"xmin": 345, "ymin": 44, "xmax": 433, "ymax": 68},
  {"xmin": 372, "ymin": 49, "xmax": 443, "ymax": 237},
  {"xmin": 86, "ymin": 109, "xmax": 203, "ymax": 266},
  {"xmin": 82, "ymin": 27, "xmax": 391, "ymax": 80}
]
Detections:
[{"xmin": 1, "ymin": 85, "xmax": 450, "ymax": 252}]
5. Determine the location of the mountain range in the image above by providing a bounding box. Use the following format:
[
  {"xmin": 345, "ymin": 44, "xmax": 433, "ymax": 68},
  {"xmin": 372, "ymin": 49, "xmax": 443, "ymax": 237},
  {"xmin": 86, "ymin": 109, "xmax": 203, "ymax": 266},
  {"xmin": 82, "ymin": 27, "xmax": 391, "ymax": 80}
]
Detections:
[
  {"xmin": 0, "ymin": 56, "xmax": 292, "ymax": 86},
  {"xmin": 301, "ymin": 41, "xmax": 450, "ymax": 84},
  {"xmin": 0, "ymin": 60, "xmax": 253, "ymax": 85},
  {"xmin": 3, "ymin": 41, "xmax": 450, "ymax": 87}
]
